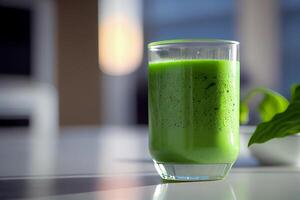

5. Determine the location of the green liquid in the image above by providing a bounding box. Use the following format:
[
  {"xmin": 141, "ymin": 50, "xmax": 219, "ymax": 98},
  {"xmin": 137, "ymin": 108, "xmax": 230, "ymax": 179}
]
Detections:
[{"xmin": 148, "ymin": 59, "xmax": 240, "ymax": 164}]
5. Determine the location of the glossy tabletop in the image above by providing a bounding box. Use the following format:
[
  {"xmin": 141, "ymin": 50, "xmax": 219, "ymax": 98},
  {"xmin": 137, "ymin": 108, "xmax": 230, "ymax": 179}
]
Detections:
[{"xmin": 0, "ymin": 127, "xmax": 299, "ymax": 200}]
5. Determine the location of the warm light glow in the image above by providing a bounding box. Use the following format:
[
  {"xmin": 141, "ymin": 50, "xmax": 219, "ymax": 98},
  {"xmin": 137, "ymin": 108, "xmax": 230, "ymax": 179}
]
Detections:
[{"xmin": 99, "ymin": 14, "xmax": 143, "ymax": 76}]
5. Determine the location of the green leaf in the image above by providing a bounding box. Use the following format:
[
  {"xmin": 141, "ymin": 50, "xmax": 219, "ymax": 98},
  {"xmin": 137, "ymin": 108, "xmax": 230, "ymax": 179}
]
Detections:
[
  {"xmin": 291, "ymin": 84, "xmax": 300, "ymax": 102},
  {"xmin": 256, "ymin": 88, "xmax": 289, "ymax": 122},
  {"xmin": 240, "ymin": 87, "xmax": 289, "ymax": 124},
  {"xmin": 248, "ymin": 85, "xmax": 300, "ymax": 146},
  {"xmin": 240, "ymin": 102, "xmax": 249, "ymax": 124}
]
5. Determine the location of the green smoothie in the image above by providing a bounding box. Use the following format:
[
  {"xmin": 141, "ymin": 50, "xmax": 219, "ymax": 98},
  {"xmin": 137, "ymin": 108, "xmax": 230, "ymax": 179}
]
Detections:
[{"xmin": 148, "ymin": 59, "xmax": 240, "ymax": 164}]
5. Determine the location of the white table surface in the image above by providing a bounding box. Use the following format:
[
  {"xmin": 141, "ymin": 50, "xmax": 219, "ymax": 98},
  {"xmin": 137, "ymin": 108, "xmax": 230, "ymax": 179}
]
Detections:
[{"xmin": 0, "ymin": 126, "xmax": 299, "ymax": 200}]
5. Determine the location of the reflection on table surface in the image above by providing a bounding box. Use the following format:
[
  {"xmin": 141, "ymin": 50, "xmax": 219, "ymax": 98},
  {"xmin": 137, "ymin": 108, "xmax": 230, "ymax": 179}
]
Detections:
[
  {"xmin": 0, "ymin": 126, "xmax": 300, "ymax": 200},
  {"xmin": 2, "ymin": 170, "xmax": 300, "ymax": 200},
  {"xmin": 0, "ymin": 126, "xmax": 258, "ymax": 178}
]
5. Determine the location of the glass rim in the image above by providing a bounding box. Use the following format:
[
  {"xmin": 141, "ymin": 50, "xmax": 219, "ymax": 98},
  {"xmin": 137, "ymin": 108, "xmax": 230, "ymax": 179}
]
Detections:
[{"xmin": 148, "ymin": 39, "xmax": 239, "ymax": 48}]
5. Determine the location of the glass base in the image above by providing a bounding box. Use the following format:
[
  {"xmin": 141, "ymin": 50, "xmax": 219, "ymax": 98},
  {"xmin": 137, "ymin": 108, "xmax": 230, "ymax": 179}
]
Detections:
[{"xmin": 154, "ymin": 161, "xmax": 233, "ymax": 181}]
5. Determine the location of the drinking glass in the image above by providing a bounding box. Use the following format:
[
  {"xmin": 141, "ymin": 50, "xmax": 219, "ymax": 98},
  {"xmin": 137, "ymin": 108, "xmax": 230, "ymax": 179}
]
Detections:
[{"xmin": 148, "ymin": 39, "xmax": 240, "ymax": 181}]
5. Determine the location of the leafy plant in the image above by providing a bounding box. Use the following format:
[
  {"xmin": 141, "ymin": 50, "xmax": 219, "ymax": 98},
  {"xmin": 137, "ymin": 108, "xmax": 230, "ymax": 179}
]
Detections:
[{"xmin": 240, "ymin": 84, "xmax": 300, "ymax": 146}]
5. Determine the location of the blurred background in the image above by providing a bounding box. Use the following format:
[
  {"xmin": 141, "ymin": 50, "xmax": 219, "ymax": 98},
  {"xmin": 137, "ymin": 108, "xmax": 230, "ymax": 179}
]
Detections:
[
  {"xmin": 0, "ymin": 0, "xmax": 299, "ymax": 128},
  {"xmin": 0, "ymin": 2, "xmax": 299, "ymax": 197}
]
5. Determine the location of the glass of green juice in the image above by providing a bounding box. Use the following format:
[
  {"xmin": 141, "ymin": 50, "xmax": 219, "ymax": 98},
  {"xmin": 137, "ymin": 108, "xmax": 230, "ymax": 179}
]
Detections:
[{"xmin": 148, "ymin": 39, "xmax": 240, "ymax": 181}]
